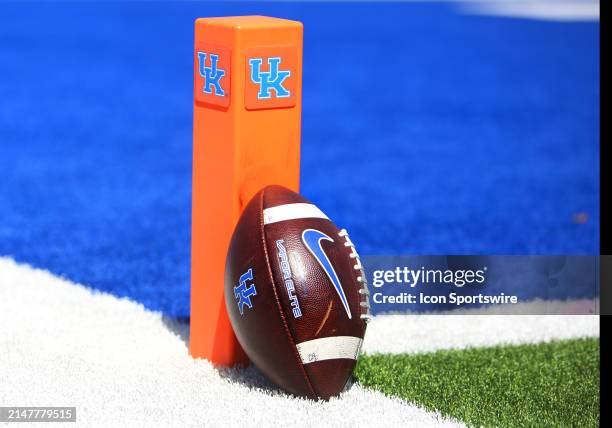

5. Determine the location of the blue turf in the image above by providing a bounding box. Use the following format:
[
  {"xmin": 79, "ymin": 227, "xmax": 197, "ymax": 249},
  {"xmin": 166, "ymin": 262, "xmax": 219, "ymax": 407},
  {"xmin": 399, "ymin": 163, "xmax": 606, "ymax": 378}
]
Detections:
[{"xmin": 0, "ymin": 2, "xmax": 599, "ymax": 317}]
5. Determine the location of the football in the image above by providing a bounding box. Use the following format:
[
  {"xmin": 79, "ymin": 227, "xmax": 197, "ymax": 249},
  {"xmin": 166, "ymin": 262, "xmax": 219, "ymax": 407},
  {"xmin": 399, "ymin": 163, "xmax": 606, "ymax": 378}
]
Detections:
[{"xmin": 224, "ymin": 185, "xmax": 371, "ymax": 400}]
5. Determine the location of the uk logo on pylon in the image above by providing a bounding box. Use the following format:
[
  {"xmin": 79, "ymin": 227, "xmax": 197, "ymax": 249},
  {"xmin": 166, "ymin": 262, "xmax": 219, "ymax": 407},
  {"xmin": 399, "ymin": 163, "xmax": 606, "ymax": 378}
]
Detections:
[
  {"xmin": 194, "ymin": 43, "xmax": 231, "ymax": 108},
  {"xmin": 198, "ymin": 52, "xmax": 226, "ymax": 96},
  {"xmin": 249, "ymin": 57, "xmax": 291, "ymax": 99},
  {"xmin": 245, "ymin": 46, "xmax": 298, "ymax": 110}
]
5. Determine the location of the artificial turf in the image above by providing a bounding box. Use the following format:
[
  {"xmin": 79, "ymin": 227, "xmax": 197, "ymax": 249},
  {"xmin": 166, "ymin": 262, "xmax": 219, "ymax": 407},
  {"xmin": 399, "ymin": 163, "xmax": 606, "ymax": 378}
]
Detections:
[
  {"xmin": 0, "ymin": 3, "xmax": 599, "ymax": 318},
  {"xmin": 355, "ymin": 338, "xmax": 599, "ymax": 427}
]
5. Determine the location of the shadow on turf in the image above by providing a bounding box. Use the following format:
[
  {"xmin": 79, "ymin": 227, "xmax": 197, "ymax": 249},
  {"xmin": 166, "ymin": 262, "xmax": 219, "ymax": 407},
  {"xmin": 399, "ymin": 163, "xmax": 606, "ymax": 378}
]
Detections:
[
  {"xmin": 161, "ymin": 315, "xmax": 357, "ymax": 399},
  {"xmin": 161, "ymin": 316, "xmax": 286, "ymax": 396},
  {"xmin": 162, "ymin": 315, "xmax": 190, "ymax": 345}
]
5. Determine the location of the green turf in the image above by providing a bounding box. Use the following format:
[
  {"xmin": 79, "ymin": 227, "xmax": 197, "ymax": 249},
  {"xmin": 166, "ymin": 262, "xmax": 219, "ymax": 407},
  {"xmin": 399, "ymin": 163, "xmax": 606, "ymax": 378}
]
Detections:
[{"xmin": 354, "ymin": 338, "xmax": 599, "ymax": 427}]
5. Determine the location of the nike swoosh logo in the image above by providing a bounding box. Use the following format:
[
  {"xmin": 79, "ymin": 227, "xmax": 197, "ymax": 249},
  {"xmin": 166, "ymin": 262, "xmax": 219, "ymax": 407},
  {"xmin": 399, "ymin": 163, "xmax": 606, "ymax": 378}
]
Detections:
[{"xmin": 301, "ymin": 229, "xmax": 352, "ymax": 319}]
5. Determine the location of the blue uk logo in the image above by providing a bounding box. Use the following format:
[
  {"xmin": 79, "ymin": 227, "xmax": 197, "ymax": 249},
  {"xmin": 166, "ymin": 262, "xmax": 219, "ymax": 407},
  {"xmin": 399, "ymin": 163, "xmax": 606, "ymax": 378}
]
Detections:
[
  {"xmin": 234, "ymin": 268, "xmax": 257, "ymax": 316},
  {"xmin": 249, "ymin": 57, "xmax": 291, "ymax": 99},
  {"xmin": 197, "ymin": 52, "xmax": 226, "ymax": 96}
]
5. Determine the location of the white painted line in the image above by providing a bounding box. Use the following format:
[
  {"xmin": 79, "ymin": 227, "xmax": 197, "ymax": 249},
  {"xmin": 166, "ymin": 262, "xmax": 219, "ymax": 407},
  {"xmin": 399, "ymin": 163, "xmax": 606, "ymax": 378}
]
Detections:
[{"xmin": 0, "ymin": 257, "xmax": 465, "ymax": 427}]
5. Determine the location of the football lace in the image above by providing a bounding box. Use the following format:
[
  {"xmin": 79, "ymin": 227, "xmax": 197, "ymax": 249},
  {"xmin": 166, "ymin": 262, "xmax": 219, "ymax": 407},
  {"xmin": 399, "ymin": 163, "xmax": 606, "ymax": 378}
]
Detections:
[{"xmin": 338, "ymin": 229, "xmax": 372, "ymax": 322}]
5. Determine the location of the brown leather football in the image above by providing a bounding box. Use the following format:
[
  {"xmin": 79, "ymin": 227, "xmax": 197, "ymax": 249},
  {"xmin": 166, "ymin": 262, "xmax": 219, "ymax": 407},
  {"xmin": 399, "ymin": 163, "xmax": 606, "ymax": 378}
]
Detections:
[{"xmin": 224, "ymin": 185, "xmax": 371, "ymax": 400}]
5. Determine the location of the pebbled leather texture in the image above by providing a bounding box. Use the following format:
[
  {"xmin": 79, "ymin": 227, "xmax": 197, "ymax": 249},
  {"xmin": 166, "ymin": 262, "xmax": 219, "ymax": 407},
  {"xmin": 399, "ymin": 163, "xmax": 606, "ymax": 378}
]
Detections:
[{"xmin": 225, "ymin": 185, "xmax": 367, "ymax": 400}]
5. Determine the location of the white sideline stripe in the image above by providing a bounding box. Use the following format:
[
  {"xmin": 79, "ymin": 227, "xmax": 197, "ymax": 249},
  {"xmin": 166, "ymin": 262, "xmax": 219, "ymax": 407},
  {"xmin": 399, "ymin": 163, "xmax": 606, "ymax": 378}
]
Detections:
[
  {"xmin": 296, "ymin": 336, "xmax": 363, "ymax": 364},
  {"xmin": 459, "ymin": 1, "xmax": 599, "ymax": 22},
  {"xmin": 0, "ymin": 257, "xmax": 465, "ymax": 427},
  {"xmin": 263, "ymin": 203, "xmax": 329, "ymax": 225},
  {"xmin": 362, "ymin": 307, "xmax": 599, "ymax": 355}
]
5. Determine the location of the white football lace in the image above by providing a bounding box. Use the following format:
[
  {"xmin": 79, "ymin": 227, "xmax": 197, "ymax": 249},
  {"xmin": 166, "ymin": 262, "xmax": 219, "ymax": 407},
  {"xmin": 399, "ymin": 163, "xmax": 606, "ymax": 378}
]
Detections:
[{"xmin": 338, "ymin": 229, "xmax": 372, "ymax": 322}]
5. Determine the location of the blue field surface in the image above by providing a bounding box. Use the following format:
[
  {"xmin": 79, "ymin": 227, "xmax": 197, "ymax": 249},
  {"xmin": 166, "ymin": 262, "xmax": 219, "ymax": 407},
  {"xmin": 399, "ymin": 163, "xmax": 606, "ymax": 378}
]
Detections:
[{"xmin": 0, "ymin": 2, "xmax": 599, "ymax": 317}]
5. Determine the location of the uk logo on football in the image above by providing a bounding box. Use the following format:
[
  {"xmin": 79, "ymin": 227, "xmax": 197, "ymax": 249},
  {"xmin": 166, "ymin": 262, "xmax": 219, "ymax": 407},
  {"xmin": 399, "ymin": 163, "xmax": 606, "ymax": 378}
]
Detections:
[
  {"xmin": 245, "ymin": 46, "xmax": 298, "ymax": 110},
  {"xmin": 234, "ymin": 268, "xmax": 257, "ymax": 316}
]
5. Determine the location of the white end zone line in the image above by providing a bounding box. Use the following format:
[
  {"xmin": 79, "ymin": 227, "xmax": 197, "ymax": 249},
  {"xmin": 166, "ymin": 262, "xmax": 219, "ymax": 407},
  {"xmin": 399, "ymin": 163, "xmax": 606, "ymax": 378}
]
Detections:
[
  {"xmin": 0, "ymin": 257, "xmax": 598, "ymax": 426},
  {"xmin": 363, "ymin": 309, "xmax": 599, "ymax": 355},
  {"xmin": 459, "ymin": 1, "xmax": 599, "ymax": 22},
  {"xmin": 0, "ymin": 257, "xmax": 465, "ymax": 427}
]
